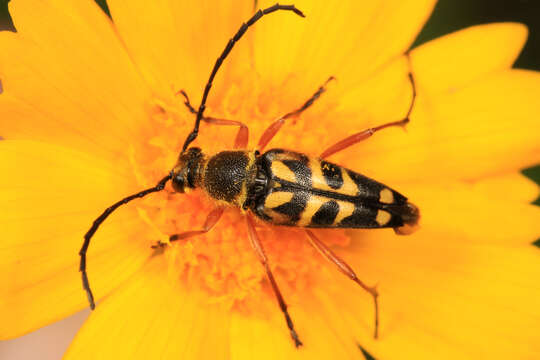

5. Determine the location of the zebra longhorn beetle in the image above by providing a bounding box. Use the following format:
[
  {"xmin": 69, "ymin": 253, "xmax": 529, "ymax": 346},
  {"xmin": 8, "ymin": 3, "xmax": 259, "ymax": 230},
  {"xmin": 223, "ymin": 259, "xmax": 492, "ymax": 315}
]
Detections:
[{"xmin": 79, "ymin": 3, "xmax": 419, "ymax": 348}]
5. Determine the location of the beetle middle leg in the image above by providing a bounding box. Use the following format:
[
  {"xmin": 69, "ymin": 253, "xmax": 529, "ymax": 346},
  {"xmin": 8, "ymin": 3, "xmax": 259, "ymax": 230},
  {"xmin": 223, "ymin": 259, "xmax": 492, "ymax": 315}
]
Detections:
[
  {"xmin": 178, "ymin": 90, "xmax": 249, "ymax": 149},
  {"xmin": 257, "ymin": 76, "xmax": 336, "ymax": 152},
  {"xmin": 305, "ymin": 230, "xmax": 380, "ymax": 339},
  {"xmin": 320, "ymin": 53, "xmax": 417, "ymax": 159},
  {"xmin": 245, "ymin": 213, "xmax": 303, "ymax": 347},
  {"xmin": 152, "ymin": 206, "xmax": 225, "ymax": 248}
]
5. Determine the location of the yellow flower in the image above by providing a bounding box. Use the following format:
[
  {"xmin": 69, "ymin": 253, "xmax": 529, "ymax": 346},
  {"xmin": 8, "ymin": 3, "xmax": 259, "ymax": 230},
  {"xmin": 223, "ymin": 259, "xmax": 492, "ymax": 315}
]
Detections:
[{"xmin": 1, "ymin": 0, "xmax": 539, "ymax": 359}]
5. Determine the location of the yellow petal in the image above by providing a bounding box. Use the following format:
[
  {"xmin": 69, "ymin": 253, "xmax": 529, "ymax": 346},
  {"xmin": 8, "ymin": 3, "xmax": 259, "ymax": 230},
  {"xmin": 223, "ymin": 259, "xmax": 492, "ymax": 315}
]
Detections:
[
  {"xmin": 333, "ymin": 22, "xmax": 529, "ymax": 140},
  {"xmin": 106, "ymin": 0, "xmax": 253, "ymax": 102},
  {"xmin": 336, "ymin": 55, "xmax": 413, "ymax": 132},
  {"xmin": 65, "ymin": 257, "xmax": 231, "ymax": 359},
  {"xmin": 253, "ymin": 0, "xmax": 435, "ymax": 100},
  {"xmin": 331, "ymin": 69, "xmax": 540, "ymax": 183},
  {"xmin": 0, "ymin": 141, "xmax": 152, "ymax": 339},
  {"xmin": 0, "ymin": 1, "xmax": 152, "ymax": 160},
  {"xmin": 230, "ymin": 300, "xmax": 366, "ymax": 360},
  {"xmin": 303, "ymin": 175, "xmax": 540, "ymax": 358},
  {"xmin": 337, "ymin": 236, "xmax": 540, "ymax": 359},
  {"xmin": 400, "ymin": 176, "xmax": 540, "ymax": 247},
  {"xmin": 472, "ymin": 172, "xmax": 539, "ymax": 204},
  {"xmin": 411, "ymin": 23, "xmax": 528, "ymax": 95},
  {"xmin": 324, "ymin": 24, "xmax": 535, "ymax": 183},
  {"xmin": 66, "ymin": 254, "xmax": 364, "ymax": 359}
]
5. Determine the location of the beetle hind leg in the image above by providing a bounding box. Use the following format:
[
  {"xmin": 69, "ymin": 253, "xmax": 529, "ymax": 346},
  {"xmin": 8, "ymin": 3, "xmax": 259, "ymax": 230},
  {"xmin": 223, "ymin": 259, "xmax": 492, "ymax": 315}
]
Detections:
[
  {"xmin": 320, "ymin": 53, "xmax": 417, "ymax": 159},
  {"xmin": 305, "ymin": 230, "xmax": 380, "ymax": 339},
  {"xmin": 246, "ymin": 214, "xmax": 303, "ymax": 347}
]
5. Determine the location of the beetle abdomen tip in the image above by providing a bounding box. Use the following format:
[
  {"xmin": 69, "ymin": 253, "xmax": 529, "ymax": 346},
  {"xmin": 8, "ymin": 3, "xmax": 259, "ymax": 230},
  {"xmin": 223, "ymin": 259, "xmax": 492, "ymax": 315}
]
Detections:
[{"xmin": 393, "ymin": 202, "xmax": 420, "ymax": 235}]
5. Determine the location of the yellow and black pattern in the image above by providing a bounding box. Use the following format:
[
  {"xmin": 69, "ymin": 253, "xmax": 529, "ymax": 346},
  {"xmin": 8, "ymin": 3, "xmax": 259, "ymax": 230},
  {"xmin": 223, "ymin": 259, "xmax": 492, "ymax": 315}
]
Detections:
[{"xmin": 254, "ymin": 149, "xmax": 418, "ymax": 229}]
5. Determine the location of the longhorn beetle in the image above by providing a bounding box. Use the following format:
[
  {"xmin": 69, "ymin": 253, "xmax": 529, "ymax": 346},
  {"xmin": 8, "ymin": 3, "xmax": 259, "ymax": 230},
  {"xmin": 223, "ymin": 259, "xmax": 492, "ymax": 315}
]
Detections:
[{"xmin": 80, "ymin": 3, "xmax": 419, "ymax": 347}]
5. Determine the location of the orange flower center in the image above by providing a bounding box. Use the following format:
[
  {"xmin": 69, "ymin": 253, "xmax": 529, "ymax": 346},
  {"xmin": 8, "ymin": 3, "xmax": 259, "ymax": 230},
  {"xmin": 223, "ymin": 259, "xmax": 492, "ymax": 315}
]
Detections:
[{"xmin": 128, "ymin": 77, "xmax": 352, "ymax": 310}]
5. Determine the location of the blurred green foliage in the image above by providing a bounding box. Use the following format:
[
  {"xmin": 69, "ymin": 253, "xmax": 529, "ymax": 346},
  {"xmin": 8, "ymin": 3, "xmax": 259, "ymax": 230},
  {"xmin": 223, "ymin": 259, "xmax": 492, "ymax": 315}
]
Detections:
[
  {"xmin": 0, "ymin": 0, "xmax": 12, "ymax": 31},
  {"xmin": 95, "ymin": 0, "xmax": 110, "ymax": 16},
  {"xmin": 414, "ymin": 0, "xmax": 539, "ymax": 70}
]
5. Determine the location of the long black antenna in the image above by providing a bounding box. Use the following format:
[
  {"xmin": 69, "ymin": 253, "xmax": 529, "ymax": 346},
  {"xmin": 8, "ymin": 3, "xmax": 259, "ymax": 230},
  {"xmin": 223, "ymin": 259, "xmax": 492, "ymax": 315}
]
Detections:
[
  {"xmin": 80, "ymin": 174, "xmax": 172, "ymax": 309},
  {"xmin": 181, "ymin": 3, "xmax": 305, "ymax": 152}
]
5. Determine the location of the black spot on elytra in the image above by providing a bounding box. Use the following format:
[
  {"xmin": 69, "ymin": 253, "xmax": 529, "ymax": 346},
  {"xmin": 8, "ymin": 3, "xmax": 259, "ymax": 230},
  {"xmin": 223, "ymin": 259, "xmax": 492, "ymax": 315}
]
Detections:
[
  {"xmin": 346, "ymin": 170, "xmax": 379, "ymax": 198},
  {"xmin": 338, "ymin": 204, "xmax": 406, "ymax": 229},
  {"xmin": 272, "ymin": 191, "xmax": 308, "ymax": 222},
  {"xmin": 338, "ymin": 205, "xmax": 379, "ymax": 228},
  {"xmin": 320, "ymin": 160, "xmax": 343, "ymax": 190},
  {"xmin": 311, "ymin": 200, "xmax": 339, "ymax": 226},
  {"xmin": 346, "ymin": 169, "xmax": 408, "ymax": 205}
]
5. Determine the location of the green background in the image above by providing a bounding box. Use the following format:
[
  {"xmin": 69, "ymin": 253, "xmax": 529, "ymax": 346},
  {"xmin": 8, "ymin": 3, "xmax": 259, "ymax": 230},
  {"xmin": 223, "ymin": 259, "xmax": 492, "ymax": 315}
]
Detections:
[{"xmin": 1, "ymin": 0, "xmax": 538, "ymax": 239}]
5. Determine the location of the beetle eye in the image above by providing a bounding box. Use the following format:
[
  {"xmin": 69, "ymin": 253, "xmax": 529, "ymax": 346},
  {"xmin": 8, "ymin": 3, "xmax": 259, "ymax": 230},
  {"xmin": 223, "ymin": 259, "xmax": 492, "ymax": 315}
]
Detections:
[{"xmin": 172, "ymin": 173, "xmax": 185, "ymax": 193}]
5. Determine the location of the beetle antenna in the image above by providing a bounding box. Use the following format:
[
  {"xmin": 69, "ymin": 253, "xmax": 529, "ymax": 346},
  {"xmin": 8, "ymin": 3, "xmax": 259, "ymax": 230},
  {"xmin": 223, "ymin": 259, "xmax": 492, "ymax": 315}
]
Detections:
[
  {"xmin": 181, "ymin": 4, "xmax": 305, "ymax": 152},
  {"xmin": 79, "ymin": 173, "xmax": 172, "ymax": 309}
]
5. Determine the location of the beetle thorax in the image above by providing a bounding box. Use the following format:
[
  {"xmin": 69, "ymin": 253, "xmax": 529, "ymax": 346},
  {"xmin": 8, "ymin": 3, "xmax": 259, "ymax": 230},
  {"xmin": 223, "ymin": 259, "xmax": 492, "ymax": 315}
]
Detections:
[{"xmin": 201, "ymin": 150, "xmax": 257, "ymax": 206}]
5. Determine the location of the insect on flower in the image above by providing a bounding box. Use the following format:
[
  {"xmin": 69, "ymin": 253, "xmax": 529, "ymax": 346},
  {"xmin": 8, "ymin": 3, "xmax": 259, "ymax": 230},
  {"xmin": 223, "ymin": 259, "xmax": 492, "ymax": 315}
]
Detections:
[{"xmin": 79, "ymin": 3, "xmax": 420, "ymax": 348}]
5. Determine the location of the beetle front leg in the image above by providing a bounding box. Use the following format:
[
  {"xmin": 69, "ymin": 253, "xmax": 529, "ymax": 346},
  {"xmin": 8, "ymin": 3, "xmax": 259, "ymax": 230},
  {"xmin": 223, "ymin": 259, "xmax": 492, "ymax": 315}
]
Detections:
[
  {"xmin": 177, "ymin": 90, "xmax": 249, "ymax": 149},
  {"xmin": 152, "ymin": 206, "xmax": 225, "ymax": 248}
]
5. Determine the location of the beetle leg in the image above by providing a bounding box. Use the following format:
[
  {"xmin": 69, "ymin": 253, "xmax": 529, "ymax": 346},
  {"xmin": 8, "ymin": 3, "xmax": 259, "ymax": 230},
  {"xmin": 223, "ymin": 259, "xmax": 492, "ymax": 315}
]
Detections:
[
  {"xmin": 305, "ymin": 229, "xmax": 380, "ymax": 339},
  {"xmin": 257, "ymin": 76, "xmax": 335, "ymax": 152},
  {"xmin": 177, "ymin": 90, "xmax": 249, "ymax": 149},
  {"xmin": 245, "ymin": 214, "xmax": 303, "ymax": 347},
  {"xmin": 202, "ymin": 117, "xmax": 249, "ymax": 149},
  {"xmin": 152, "ymin": 206, "xmax": 225, "ymax": 248},
  {"xmin": 320, "ymin": 118, "xmax": 409, "ymax": 159},
  {"xmin": 320, "ymin": 53, "xmax": 417, "ymax": 159}
]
